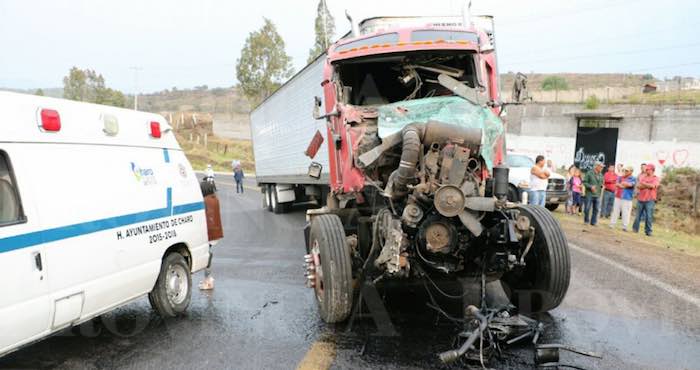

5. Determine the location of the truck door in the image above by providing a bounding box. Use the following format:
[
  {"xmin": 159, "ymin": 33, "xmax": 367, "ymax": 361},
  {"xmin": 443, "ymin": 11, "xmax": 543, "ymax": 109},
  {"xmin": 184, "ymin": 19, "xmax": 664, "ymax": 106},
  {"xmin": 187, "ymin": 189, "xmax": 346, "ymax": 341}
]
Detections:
[{"xmin": 0, "ymin": 149, "xmax": 51, "ymax": 354}]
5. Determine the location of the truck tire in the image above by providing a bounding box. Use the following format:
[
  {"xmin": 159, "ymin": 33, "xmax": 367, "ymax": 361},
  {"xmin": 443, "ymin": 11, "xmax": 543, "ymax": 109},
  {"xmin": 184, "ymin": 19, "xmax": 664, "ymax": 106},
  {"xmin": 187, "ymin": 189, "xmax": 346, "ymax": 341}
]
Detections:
[
  {"xmin": 271, "ymin": 185, "xmax": 290, "ymax": 214},
  {"xmin": 545, "ymin": 203, "xmax": 559, "ymax": 212},
  {"xmin": 264, "ymin": 184, "xmax": 273, "ymax": 212},
  {"xmin": 309, "ymin": 214, "xmax": 353, "ymax": 323},
  {"xmin": 148, "ymin": 253, "xmax": 192, "ymax": 317},
  {"xmin": 501, "ymin": 204, "xmax": 570, "ymax": 313}
]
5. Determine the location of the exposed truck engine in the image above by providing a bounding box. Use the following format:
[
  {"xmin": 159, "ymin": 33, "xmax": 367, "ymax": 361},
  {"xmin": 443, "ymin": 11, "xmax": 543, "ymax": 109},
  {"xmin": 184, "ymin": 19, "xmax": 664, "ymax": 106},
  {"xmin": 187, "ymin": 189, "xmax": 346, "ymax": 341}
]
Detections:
[{"xmin": 293, "ymin": 15, "xmax": 570, "ymax": 338}]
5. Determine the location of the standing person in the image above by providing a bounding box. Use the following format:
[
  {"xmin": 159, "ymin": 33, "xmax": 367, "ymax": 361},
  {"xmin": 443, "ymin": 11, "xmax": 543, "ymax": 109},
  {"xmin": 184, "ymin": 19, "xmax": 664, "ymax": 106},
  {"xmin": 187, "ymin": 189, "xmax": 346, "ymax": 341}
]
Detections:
[
  {"xmin": 529, "ymin": 155, "xmax": 550, "ymax": 207},
  {"xmin": 601, "ymin": 164, "xmax": 617, "ymax": 218},
  {"xmin": 633, "ymin": 164, "xmax": 660, "ymax": 236},
  {"xmin": 199, "ymin": 179, "xmax": 223, "ymax": 290},
  {"xmin": 610, "ymin": 166, "xmax": 637, "ymax": 231},
  {"xmin": 565, "ymin": 165, "xmax": 576, "ymax": 214},
  {"xmin": 636, "ymin": 162, "xmax": 648, "ymax": 221},
  {"xmin": 570, "ymin": 168, "xmax": 583, "ymax": 215},
  {"xmin": 582, "ymin": 162, "xmax": 604, "ymax": 225},
  {"xmin": 233, "ymin": 165, "xmax": 245, "ymax": 194}
]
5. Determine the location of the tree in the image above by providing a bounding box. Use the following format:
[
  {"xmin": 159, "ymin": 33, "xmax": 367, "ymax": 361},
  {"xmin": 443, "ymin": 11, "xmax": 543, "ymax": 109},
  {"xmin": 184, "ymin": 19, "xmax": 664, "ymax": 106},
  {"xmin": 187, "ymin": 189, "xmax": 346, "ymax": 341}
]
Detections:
[
  {"xmin": 308, "ymin": 0, "xmax": 335, "ymax": 63},
  {"xmin": 34, "ymin": 88, "xmax": 44, "ymax": 96},
  {"xmin": 540, "ymin": 76, "xmax": 569, "ymax": 91},
  {"xmin": 63, "ymin": 67, "xmax": 88, "ymax": 101},
  {"xmin": 236, "ymin": 18, "xmax": 294, "ymax": 103},
  {"xmin": 62, "ymin": 66, "xmax": 126, "ymax": 108}
]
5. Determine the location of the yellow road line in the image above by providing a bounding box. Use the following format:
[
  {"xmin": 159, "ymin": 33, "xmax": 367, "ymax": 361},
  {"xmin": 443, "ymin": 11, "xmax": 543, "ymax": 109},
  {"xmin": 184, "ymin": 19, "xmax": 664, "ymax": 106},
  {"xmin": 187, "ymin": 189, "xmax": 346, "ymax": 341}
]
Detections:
[{"xmin": 296, "ymin": 340, "xmax": 336, "ymax": 370}]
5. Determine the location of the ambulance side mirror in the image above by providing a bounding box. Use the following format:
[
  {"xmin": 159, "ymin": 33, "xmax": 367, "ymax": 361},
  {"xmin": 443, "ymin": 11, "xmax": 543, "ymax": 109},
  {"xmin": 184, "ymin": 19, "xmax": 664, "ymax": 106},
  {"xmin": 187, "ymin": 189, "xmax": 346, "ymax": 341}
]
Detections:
[{"xmin": 312, "ymin": 96, "xmax": 322, "ymax": 120}]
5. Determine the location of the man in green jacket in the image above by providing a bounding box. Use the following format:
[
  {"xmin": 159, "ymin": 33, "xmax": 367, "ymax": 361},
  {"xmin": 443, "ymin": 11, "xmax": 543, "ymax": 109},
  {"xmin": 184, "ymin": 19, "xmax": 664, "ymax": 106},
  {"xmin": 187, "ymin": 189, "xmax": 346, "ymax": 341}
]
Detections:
[{"xmin": 583, "ymin": 162, "xmax": 604, "ymax": 225}]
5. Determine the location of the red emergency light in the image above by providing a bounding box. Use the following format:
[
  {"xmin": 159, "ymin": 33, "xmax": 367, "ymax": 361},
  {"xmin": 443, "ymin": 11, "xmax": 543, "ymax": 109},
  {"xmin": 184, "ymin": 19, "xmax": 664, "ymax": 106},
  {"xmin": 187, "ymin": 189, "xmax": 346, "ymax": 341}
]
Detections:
[
  {"xmin": 150, "ymin": 121, "xmax": 161, "ymax": 138},
  {"xmin": 40, "ymin": 109, "xmax": 61, "ymax": 132}
]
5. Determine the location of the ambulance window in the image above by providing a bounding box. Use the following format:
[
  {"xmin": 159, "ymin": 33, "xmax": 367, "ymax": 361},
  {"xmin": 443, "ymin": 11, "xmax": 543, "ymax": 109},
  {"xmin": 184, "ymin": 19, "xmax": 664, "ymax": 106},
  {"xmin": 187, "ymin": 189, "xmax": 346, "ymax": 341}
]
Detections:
[{"xmin": 0, "ymin": 151, "xmax": 25, "ymax": 226}]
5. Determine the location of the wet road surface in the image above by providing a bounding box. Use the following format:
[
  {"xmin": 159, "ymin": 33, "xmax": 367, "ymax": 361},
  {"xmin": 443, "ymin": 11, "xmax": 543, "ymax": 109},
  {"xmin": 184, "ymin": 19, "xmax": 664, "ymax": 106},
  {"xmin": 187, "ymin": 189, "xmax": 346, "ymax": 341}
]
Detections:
[{"xmin": 2, "ymin": 178, "xmax": 699, "ymax": 369}]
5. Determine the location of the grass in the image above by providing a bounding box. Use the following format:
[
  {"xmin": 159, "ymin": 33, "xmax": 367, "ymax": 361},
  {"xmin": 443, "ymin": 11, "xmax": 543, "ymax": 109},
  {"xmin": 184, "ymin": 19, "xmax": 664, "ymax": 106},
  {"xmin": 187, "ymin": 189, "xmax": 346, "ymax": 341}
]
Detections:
[
  {"xmin": 176, "ymin": 133, "xmax": 254, "ymax": 173},
  {"xmin": 554, "ymin": 209, "xmax": 700, "ymax": 257},
  {"xmin": 617, "ymin": 90, "xmax": 700, "ymax": 105}
]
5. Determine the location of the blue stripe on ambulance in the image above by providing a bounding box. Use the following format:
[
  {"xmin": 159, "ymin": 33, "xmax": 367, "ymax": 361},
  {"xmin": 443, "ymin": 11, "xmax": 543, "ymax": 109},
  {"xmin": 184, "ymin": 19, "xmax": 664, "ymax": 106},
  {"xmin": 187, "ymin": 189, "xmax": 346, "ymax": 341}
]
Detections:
[{"xmin": 0, "ymin": 147, "xmax": 204, "ymax": 253}]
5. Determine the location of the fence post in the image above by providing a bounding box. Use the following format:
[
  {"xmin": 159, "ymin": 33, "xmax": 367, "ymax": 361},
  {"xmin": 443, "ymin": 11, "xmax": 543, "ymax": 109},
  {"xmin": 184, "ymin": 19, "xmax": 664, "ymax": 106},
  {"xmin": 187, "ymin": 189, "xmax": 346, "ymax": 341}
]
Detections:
[{"xmin": 693, "ymin": 183, "xmax": 700, "ymax": 217}]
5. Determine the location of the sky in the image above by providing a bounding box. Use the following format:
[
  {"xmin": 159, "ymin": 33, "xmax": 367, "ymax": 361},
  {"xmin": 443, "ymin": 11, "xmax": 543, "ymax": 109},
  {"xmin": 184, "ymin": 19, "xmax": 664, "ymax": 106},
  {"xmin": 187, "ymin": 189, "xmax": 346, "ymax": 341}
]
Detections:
[{"xmin": 0, "ymin": 0, "xmax": 698, "ymax": 93}]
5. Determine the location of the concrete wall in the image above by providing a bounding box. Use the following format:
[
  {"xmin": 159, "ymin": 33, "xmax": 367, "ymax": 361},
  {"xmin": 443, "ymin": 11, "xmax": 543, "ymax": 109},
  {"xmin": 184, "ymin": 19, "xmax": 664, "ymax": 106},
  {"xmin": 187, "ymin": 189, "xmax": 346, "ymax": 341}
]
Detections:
[
  {"xmin": 528, "ymin": 87, "xmax": 639, "ymax": 103},
  {"xmin": 505, "ymin": 104, "xmax": 700, "ymax": 171}
]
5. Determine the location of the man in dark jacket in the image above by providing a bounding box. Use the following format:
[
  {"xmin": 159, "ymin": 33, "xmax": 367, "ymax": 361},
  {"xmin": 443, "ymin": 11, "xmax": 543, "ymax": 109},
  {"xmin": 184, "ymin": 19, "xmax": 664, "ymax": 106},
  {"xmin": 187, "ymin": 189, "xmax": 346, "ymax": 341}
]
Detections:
[
  {"xmin": 582, "ymin": 162, "xmax": 604, "ymax": 225},
  {"xmin": 233, "ymin": 166, "xmax": 245, "ymax": 194}
]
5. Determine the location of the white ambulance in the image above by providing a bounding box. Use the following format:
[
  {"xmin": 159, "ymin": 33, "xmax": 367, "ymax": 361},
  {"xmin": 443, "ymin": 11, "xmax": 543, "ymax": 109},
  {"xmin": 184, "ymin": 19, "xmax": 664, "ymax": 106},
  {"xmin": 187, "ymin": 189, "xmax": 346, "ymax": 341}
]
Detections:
[{"xmin": 0, "ymin": 91, "xmax": 215, "ymax": 357}]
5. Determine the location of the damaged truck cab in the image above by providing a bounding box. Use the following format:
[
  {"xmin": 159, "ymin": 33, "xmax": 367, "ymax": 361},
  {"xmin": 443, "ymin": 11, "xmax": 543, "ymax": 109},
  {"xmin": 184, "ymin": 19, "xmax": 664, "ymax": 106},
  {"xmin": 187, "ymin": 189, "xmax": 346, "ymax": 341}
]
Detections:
[{"xmin": 304, "ymin": 16, "xmax": 570, "ymax": 324}]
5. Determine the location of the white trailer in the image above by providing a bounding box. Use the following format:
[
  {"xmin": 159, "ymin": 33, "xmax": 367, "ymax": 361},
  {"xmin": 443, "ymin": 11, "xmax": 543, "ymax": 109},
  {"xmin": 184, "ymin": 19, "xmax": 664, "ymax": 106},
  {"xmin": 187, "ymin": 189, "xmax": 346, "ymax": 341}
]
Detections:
[{"xmin": 250, "ymin": 54, "xmax": 330, "ymax": 213}]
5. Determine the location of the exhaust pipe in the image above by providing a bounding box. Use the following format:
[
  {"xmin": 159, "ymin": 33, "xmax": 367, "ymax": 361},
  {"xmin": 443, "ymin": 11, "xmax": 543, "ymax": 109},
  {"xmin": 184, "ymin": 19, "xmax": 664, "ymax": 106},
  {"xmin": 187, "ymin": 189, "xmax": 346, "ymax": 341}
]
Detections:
[{"xmin": 345, "ymin": 10, "xmax": 359, "ymax": 37}]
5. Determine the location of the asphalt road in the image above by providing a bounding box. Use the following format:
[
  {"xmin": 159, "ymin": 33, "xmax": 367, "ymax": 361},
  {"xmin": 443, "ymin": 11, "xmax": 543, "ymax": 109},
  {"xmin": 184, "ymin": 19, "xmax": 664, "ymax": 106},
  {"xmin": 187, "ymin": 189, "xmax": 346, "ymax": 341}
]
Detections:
[{"xmin": 2, "ymin": 178, "xmax": 699, "ymax": 370}]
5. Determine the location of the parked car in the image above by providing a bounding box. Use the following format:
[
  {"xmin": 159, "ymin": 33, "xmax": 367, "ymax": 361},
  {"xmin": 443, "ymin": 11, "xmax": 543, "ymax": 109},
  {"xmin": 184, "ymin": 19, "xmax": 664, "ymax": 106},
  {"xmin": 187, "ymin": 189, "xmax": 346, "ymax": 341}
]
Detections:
[{"xmin": 506, "ymin": 153, "xmax": 568, "ymax": 211}]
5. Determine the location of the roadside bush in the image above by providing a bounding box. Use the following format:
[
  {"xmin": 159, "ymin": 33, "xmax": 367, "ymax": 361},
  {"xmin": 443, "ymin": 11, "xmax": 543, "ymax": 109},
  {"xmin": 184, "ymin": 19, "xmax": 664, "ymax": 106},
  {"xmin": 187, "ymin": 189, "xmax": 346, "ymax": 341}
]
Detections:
[
  {"xmin": 584, "ymin": 95, "xmax": 600, "ymax": 109},
  {"xmin": 541, "ymin": 76, "xmax": 569, "ymax": 91}
]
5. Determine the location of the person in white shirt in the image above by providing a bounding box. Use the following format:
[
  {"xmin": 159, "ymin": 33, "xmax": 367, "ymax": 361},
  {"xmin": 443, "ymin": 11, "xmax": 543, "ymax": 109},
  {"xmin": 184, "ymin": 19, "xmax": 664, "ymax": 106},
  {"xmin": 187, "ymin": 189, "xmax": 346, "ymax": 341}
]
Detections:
[{"xmin": 529, "ymin": 155, "xmax": 550, "ymax": 207}]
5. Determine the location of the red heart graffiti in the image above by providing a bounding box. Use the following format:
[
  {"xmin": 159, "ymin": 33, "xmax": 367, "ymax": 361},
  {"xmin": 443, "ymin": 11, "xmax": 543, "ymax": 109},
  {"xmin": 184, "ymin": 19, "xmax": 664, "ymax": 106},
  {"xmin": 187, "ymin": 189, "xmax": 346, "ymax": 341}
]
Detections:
[
  {"xmin": 673, "ymin": 149, "xmax": 689, "ymax": 166},
  {"xmin": 656, "ymin": 150, "xmax": 668, "ymax": 166}
]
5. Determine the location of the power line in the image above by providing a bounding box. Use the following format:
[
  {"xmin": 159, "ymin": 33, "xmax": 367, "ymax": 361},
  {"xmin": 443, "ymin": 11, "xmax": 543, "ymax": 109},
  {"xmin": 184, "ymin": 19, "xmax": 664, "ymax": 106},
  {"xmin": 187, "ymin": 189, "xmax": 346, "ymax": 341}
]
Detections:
[
  {"xmin": 498, "ymin": 23, "xmax": 694, "ymax": 59},
  {"xmin": 626, "ymin": 61, "xmax": 700, "ymax": 73},
  {"xmin": 497, "ymin": 0, "xmax": 647, "ymax": 27},
  {"xmin": 502, "ymin": 41, "xmax": 700, "ymax": 66}
]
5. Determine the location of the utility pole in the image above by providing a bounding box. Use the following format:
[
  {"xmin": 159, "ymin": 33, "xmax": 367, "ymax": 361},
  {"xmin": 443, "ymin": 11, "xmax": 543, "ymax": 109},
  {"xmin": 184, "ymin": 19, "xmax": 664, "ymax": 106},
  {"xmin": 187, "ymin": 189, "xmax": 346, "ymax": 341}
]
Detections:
[{"xmin": 130, "ymin": 66, "xmax": 142, "ymax": 110}]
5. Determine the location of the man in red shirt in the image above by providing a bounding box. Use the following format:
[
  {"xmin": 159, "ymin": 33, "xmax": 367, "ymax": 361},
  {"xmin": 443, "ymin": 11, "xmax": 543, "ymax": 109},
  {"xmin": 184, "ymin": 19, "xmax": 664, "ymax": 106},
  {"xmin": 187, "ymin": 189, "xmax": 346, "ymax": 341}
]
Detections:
[
  {"xmin": 601, "ymin": 164, "xmax": 617, "ymax": 218},
  {"xmin": 633, "ymin": 164, "xmax": 660, "ymax": 236}
]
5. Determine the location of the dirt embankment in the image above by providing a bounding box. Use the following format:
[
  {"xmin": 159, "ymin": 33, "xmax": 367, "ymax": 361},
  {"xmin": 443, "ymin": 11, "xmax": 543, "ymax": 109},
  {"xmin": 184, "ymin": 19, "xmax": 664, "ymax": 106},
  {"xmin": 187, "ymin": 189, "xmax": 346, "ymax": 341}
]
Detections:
[{"xmin": 657, "ymin": 168, "xmax": 700, "ymax": 234}]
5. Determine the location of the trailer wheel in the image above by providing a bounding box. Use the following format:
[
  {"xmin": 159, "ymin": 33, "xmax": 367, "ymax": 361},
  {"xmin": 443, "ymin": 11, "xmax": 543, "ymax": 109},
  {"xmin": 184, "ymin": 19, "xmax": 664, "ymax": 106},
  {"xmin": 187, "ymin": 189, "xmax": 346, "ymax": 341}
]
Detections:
[
  {"xmin": 271, "ymin": 185, "xmax": 290, "ymax": 214},
  {"xmin": 545, "ymin": 203, "xmax": 559, "ymax": 212},
  {"xmin": 309, "ymin": 214, "xmax": 353, "ymax": 323},
  {"xmin": 501, "ymin": 204, "xmax": 570, "ymax": 313},
  {"xmin": 149, "ymin": 252, "xmax": 192, "ymax": 317},
  {"xmin": 264, "ymin": 185, "xmax": 272, "ymax": 212}
]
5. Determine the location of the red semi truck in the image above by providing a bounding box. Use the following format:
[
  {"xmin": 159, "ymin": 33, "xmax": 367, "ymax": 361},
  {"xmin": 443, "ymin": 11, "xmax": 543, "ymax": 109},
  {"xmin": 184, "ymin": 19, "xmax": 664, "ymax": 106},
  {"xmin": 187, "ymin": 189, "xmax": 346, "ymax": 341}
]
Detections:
[{"xmin": 251, "ymin": 15, "xmax": 570, "ymax": 329}]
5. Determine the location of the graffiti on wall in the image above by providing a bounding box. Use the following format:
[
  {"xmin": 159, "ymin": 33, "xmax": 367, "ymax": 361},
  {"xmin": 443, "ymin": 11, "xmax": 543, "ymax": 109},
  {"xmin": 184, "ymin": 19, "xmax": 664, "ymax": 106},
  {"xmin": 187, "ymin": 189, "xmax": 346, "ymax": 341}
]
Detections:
[
  {"xmin": 656, "ymin": 149, "xmax": 690, "ymax": 167},
  {"xmin": 574, "ymin": 147, "xmax": 606, "ymax": 171}
]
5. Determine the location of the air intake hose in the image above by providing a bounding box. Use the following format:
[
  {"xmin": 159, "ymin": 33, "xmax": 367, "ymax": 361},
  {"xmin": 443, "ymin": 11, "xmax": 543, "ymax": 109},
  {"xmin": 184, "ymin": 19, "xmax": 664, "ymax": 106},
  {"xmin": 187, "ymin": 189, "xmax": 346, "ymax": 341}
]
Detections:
[{"xmin": 393, "ymin": 125, "xmax": 421, "ymax": 194}]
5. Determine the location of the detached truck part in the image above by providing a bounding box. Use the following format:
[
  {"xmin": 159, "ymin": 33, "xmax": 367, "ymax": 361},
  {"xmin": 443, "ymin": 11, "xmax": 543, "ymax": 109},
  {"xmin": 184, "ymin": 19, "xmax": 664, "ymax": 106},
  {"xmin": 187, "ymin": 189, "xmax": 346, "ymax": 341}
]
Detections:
[{"xmin": 253, "ymin": 15, "xmax": 571, "ymax": 323}]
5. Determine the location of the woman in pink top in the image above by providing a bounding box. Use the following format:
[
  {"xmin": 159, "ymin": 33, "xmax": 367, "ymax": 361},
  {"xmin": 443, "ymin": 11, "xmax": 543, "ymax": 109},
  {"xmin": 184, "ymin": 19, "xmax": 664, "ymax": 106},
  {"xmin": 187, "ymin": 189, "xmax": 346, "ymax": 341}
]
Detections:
[{"xmin": 569, "ymin": 168, "xmax": 583, "ymax": 214}]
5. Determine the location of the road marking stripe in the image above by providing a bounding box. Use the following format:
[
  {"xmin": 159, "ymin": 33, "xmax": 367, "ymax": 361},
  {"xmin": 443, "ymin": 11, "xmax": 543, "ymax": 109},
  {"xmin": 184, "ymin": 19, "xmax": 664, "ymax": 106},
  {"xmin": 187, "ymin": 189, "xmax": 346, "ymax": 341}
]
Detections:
[
  {"xmin": 569, "ymin": 243, "xmax": 700, "ymax": 309},
  {"xmin": 296, "ymin": 340, "xmax": 336, "ymax": 370}
]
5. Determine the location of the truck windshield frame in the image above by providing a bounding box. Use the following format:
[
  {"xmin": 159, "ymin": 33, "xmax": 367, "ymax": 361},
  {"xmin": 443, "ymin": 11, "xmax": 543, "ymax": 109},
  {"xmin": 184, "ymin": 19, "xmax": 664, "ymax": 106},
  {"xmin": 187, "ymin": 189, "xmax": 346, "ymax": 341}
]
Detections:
[
  {"xmin": 334, "ymin": 33, "xmax": 400, "ymax": 53},
  {"xmin": 411, "ymin": 30, "xmax": 479, "ymax": 43}
]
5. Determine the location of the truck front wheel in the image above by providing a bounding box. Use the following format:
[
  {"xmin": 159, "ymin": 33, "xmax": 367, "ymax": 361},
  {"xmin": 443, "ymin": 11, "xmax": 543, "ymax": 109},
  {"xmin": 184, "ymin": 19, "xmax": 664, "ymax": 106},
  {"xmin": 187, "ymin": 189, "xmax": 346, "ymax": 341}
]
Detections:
[
  {"xmin": 501, "ymin": 205, "xmax": 570, "ymax": 313},
  {"xmin": 149, "ymin": 252, "xmax": 192, "ymax": 317},
  {"xmin": 309, "ymin": 214, "xmax": 353, "ymax": 323}
]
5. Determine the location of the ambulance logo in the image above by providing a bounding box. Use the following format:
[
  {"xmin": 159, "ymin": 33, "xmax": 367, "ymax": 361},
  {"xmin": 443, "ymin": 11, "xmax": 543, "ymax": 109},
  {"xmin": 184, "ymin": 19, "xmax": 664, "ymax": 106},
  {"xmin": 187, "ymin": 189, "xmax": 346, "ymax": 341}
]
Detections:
[{"xmin": 131, "ymin": 162, "xmax": 157, "ymax": 186}]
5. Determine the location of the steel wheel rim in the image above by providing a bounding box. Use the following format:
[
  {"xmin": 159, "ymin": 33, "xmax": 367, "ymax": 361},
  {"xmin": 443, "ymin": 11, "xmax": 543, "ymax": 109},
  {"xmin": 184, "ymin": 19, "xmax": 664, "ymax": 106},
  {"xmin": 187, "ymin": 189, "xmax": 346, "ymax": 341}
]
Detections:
[
  {"xmin": 311, "ymin": 240, "xmax": 324, "ymax": 302},
  {"xmin": 166, "ymin": 263, "xmax": 189, "ymax": 305}
]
